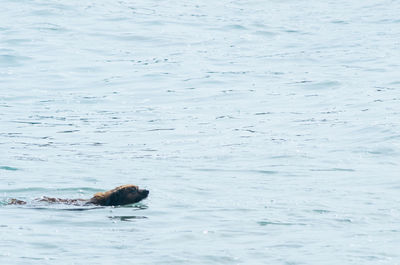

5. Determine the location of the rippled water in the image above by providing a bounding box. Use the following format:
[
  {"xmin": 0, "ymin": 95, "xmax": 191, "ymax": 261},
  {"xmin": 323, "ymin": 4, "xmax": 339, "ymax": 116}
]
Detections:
[{"xmin": 1, "ymin": 0, "xmax": 400, "ymax": 264}]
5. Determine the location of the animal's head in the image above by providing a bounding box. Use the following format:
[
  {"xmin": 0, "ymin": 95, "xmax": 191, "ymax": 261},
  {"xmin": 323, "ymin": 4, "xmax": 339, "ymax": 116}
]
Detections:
[{"xmin": 91, "ymin": 184, "xmax": 149, "ymax": 206}]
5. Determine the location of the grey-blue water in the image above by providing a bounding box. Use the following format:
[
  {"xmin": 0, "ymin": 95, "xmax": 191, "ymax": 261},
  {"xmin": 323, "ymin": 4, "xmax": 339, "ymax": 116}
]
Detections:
[{"xmin": 1, "ymin": 0, "xmax": 399, "ymax": 264}]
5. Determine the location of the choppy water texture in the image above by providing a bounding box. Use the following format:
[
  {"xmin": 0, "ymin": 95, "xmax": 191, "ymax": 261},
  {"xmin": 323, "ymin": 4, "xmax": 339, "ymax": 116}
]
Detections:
[{"xmin": 1, "ymin": 0, "xmax": 400, "ymax": 264}]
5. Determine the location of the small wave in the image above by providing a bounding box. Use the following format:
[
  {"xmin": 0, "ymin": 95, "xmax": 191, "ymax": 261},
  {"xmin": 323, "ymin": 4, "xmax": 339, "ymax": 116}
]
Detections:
[
  {"xmin": 0, "ymin": 54, "xmax": 31, "ymax": 66},
  {"xmin": 108, "ymin": 215, "xmax": 148, "ymax": 222},
  {"xmin": 0, "ymin": 187, "xmax": 102, "ymax": 193},
  {"xmin": 300, "ymin": 81, "xmax": 341, "ymax": 90},
  {"xmin": 56, "ymin": 130, "xmax": 80, "ymax": 133},
  {"xmin": 310, "ymin": 168, "xmax": 355, "ymax": 172},
  {"xmin": 257, "ymin": 221, "xmax": 307, "ymax": 226},
  {"xmin": 195, "ymin": 168, "xmax": 278, "ymax": 175},
  {"xmin": 0, "ymin": 166, "xmax": 18, "ymax": 171},
  {"xmin": 312, "ymin": 209, "xmax": 332, "ymax": 214}
]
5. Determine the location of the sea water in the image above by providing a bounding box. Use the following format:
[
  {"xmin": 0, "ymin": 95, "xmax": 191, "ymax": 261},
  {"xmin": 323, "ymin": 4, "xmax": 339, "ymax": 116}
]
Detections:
[{"xmin": 1, "ymin": 0, "xmax": 400, "ymax": 264}]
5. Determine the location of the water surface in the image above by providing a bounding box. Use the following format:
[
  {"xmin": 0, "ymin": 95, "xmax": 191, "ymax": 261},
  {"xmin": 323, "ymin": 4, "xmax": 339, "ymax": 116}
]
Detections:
[{"xmin": 1, "ymin": 0, "xmax": 400, "ymax": 264}]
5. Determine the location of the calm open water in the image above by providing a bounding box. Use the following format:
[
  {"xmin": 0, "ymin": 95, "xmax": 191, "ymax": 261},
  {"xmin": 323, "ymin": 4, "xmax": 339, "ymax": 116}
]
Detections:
[{"xmin": 1, "ymin": 0, "xmax": 400, "ymax": 264}]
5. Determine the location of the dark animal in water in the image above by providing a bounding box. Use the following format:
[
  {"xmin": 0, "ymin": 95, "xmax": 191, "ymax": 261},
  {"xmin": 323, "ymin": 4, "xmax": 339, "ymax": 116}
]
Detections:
[{"xmin": 8, "ymin": 184, "xmax": 149, "ymax": 206}]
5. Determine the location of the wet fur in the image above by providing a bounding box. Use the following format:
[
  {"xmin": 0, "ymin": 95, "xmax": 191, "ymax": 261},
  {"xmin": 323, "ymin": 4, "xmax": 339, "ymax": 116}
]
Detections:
[
  {"xmin": 8, "ymin": 184, "xmax": 149, "ymax": 206},
  {"xmin": 89, "ymin": 184, "xmax": 149, "ymax": 206}
]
